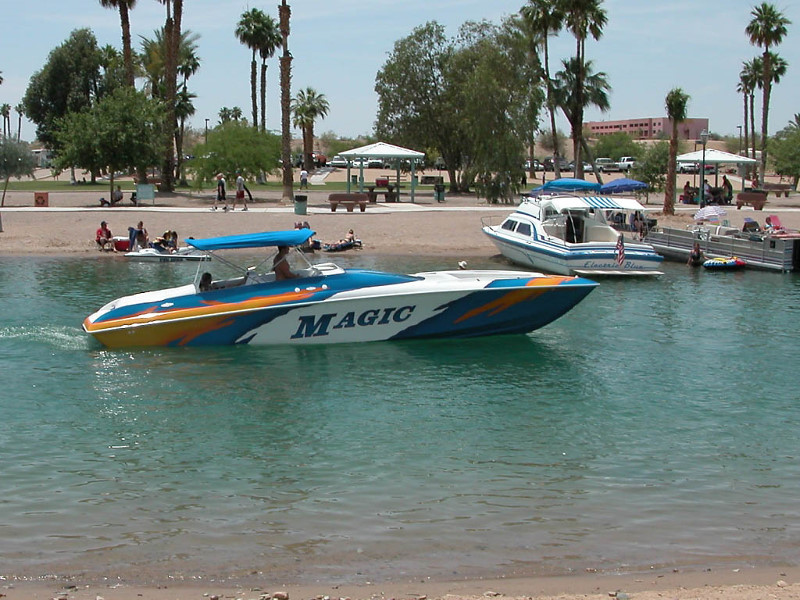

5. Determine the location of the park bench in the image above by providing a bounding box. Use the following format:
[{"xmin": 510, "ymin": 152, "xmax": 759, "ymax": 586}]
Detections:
[
  {"xmin": 760, "ymin": 182, "xmax": 793, "ymax": 197},
  {"xmin": 736, "ymin": 191, "xmax": 768, "ymax": 210},
  {"xmin": 329, "ymin": 193, "xmax": 368, "ymax": 212}
]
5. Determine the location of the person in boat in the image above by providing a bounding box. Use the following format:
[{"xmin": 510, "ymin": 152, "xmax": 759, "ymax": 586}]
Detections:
[
  {"xmin": 272, "ymin": 245, "xmax": 298, "ymax": 280},
  {"xmin": 96, "ymin": 221, "xmax": 115, "ymax": 251},
  {"xmin": 199, "ymin": 272, "xmax": 213, "ymax": 292},
  {"xmin": 687, "ymin": 241, "xmax": 704, "ymax": 267}
]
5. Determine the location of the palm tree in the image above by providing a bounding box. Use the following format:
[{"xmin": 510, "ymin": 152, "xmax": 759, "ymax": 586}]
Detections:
[
  {"xmin": 745, "ymin": 2, "xmax": 791, "ymax": 186},
  {"xmin": 15, "ymin": 103, "xmax": 24, "ymax": 141},
  {"xmin": 561, "ymin": 0, "xmax": 607, "ymax": 177},
  {"xmin": 552, "ymin": 57, "xmax": 610, "ymax": 178},
  {"xmin": 747, "ymin": 56, "xmax": 762, "ymax": 159},
  {"xmin": 175, "ymin": 87, "xmax": 195, "ymax": 185},
  {"xmin": 279, "ymin": 0, "xmax": 293, "ymax": 202},
  {"xmin": 521, "ymin": 0, "xmax": 565, "ymax": 178},
  {"xmin": 257, "ymin": 15, "xmax": 281, "ymax": 132},
  {"xmin": 291, "ymin": 88, "xmax": 329, "ymax": 171},
  {"xmin": 789, "ymin": 113, "xmax": 800, "ymax": 129},
  {"xmin": 738, "ymin": 59, "xmax": 759, "ymax": 159},
  {"xmin": 99, "ymin": 0, "xmax": 137, "ymax": 86},
  {"xmin": 664, "ymin": 88, "xmax": 690, "ymax": 216},
  {"xmin": 236, "ymin": 8, "xmax": 269, "ymax": 128},
  {"xmin": 1, "ymin": 104, "xmax": 10, "ymax": 138}
]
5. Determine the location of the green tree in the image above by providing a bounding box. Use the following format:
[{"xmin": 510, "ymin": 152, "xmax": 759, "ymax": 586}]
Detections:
[
  {"xmin": 291, "ymin": 87, "xmax": 329, "ymax": 171},
  {"xmin": 663, "ymin": 87, "xmax": 689, "ymax": 215},
  {"xmin": 99, "ymin": 0, "xmax": 138, "ymax": 87},
  {"xmin": 769, "ymin": 123, "xmax": 800, "ymax": 189},
  {"xmin": 452, "ymin": 19, "xmax": 543, "ymax": 202},
  {"xmin": 552, "ymin": 56, "xmax": 610, "ymax": 175},
  {"xmin": 376, "ymin": 22, "xmax": 465, "ymax": 191},
  {"xmin": 521, "ymin": 0, "xmax": 565, "ymax": 178},
  {"xmin": 189, "ymin": 120, "xmax": 281, "ymax": 187},
  {"xmin": 630, "ymin": 141, "xmax": 669, "ymax": 204},
  {"xmin": 54, "ymin": 87, "xmax": 164, "ymax": 194},
  {"xmin": 746, "ymin": 2, "xmax": 791, "ymax": 185},
  {"xmin": 1, "ymin": 138, "xmax": 36, "ymax": 210},
  {"xmin": 591, "ymin": 131, "xmax": 640, "ymax": 162},
  {"xmin": 561, "ymin": 0, "xmax": 607, "ymax": 177},
  {"xmin": 22, "ymin": 29, "xmax": 105, "ymax": 151}
]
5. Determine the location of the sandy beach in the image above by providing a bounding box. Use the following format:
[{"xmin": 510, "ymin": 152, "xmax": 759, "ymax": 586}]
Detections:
[
  {"xmin": 2, "ymin": 174, "xmax": 800, "ymax": 600},
  {"xmin": 2, "ymin": 171, "xmax": 799, "ymax": 257}
]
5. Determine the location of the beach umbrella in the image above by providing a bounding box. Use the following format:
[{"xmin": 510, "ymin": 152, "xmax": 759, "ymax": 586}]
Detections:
[
  {"xmin": 693, "ymin": 206, "xmax": 727, "ymax": 221},
  {"xmin": 532, "ymin": 178, "xmax": 601, "ymax": 193},
  {"xmin": 599, "ymin": 178, "xmax": 648, "ymax": 194}
]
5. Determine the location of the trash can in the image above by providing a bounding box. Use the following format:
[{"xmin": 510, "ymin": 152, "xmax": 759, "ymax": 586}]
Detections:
[
  {"xmin": 434, "ymin": 183, "xmax": 445, "ymax": 203},
  {"xmin": 294, "ymin": 194, "xmax": 307, "ymax": 215},
  {"xmin": 34, "ymin": 192, "xmax": 49, "ymax": 207},
  {"xmin": 350, "ymin": 175, "xmax": 358, "ymax": 185}
]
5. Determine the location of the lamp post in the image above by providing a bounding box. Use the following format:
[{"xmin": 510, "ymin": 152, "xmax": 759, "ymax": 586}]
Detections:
[
  {"xmin": 204, "ymin": 118, "xmax": 209, "ymax": 145},
  {"xmin": 737, "ymin": 125, "xmax": 742, "ymax": 155},
  {"xmin": 699, "ymin": 129, "xmax": 709, "ymax": 206}
]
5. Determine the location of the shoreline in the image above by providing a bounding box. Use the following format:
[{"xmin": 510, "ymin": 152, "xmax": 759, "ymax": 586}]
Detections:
[{"xmin": 4, "ymin": 565, "xmax": 800, "ymax": 600}]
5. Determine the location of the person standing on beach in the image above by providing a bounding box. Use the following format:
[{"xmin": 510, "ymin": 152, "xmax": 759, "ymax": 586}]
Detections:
[
  {"xmin": 213, "ymin": 173, "xmax": 227, "ymax": 211},
  {"xmin": 233, "ymin": 172, "xmax": 247, "ymax": 211},
  {"xmin": 299, "ymin": 168, "xmax": 308, "ymax": 190}
]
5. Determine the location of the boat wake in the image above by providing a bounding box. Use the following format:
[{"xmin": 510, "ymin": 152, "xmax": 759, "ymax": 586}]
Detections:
[{"xmin": 0, "ymin": 325, "xmax": 90, "ymax": 351}]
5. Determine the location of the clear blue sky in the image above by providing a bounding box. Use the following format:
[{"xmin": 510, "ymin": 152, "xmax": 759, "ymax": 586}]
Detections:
[{"xmin": 1, "ymin": 0, "xmax": 798, "ymax": 143}]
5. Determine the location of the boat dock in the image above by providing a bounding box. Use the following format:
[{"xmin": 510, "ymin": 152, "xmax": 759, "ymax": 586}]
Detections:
[{"xmin": 645, "ymin": 226, "xmax": 800, "ymax": 272}]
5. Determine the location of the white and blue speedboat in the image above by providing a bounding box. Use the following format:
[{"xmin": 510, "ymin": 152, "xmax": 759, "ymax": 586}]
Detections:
[
  {"xmin": 482, "ymin": 195, "xmax": 663, "ymax": 276},
  {"xmin": 83, "ymin": 229, "xmax": 597, "ymax": 348}
]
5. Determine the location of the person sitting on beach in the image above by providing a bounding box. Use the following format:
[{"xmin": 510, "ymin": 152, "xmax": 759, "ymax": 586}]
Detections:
[
  {"xmin": 340, "ymin": 228, "xmax": 356, "ymax": 244},
  {"xmin": 272, "ymin": 245, "xmax": 298, "ymax": 280},
  {"xmin": 111, "ymin": 185, "xmax": 124, "ymax": 205},
  {"xmin": 128, "ymin": 220, "xmax": 149, "ymax": 251},
  {"xmin": 96, "ymin": 221, "xmax": 115, "ymax": 251},
  {"xmin": 687, "ymin": 242, "xmax": 704, "ymax": 267}
]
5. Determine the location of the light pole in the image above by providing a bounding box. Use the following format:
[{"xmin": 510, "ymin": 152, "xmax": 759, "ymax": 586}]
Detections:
[
  {"xmin": 204, "ymin": 118, "xmax": 209, "ymax": 145},
  {"xmin": 737, "ymin": 125, "xmax": 742, "ymax": 155},
  {"xmin": 699, "ymin": 129, "xmax": 709, "ymax": 206}
]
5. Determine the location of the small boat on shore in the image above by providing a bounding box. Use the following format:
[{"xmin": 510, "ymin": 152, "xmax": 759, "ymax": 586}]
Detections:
[
  {"xmin": 83, "ymin": 229, "xmax": 598, "ymax": 348},
  {"xmin": 482, "ymin": 194, "xmax": 663, "ymax": 276},
  {"xmin": 124, "ymin": 246, "xmax": 210, "ymax": 262}
]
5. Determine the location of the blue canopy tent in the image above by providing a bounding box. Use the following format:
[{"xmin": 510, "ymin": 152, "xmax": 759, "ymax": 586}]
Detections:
[
  {"xmin": 599, "ymin": 178, "xmax": 648, "ymax": 194},
  {"xmin": 531, "ymin": 178, "xmax": 601, "ymax": 194}
]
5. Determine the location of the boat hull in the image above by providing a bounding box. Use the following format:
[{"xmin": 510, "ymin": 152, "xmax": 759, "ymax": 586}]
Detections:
[
  {"xmin": 483, "ymin": 227, "xmax": 663, "ymax": 276},
  {"xmin": 124, "ymin": 248, "xmax": 210, "ymax": 262},
  {"xmin": 83, "ymin": 270, "xmax": 596, "ymax": 348}
]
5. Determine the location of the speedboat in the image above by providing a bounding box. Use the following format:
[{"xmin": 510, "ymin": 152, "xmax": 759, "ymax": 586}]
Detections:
[
  {"xmin": 482, "ymin": 194, "xmax": 663, "ymax": 276},
  {"xmin": 83, "ymin": 229, "xmax": 597, "ymax": 348},
  {"xmin": 124, "ymin": 246, "xmax": 210, "ymax": 262}
]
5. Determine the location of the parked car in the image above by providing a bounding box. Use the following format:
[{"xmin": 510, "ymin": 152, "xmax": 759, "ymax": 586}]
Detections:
[
  {"xmin": 595, "ymin": 157, "xmax": 616, "ymax": 172},
  {"xmin": 329, "ymin": 155, "xmax": 348, "ymax": 168},
  {"xmin": 543, "ymin": 156, "xmax": 570, "ymax": 172},
  {"xmin": 367, "ymin": 158, "xmax": 386, "ymax": 169},
  {"xmin": 567, "ymin": 161, "xmax": 594, "ymax": 173},
  {"xmin": 524, "ymin": 158, "xmax": 542, "ymax": 172},
  {"xmin": 678, "ymin": 162, "xmax": 699, "ymax": 174}
]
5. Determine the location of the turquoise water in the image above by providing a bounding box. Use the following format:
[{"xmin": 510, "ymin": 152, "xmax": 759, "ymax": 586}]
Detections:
[{"xmin": 1, "ymin": 255, "xmax": 800, "ymax": 585}]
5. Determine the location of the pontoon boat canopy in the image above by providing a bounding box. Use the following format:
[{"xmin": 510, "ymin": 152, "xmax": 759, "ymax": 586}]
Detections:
[{"xmin": 186, "ymin": 230, "xmax": 315, "ymax": 251}]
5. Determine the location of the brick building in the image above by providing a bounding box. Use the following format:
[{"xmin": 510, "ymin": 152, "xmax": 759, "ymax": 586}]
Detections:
[{"xmin": 585, "ymin": 117, "xmax": 709, "ymax": 140}]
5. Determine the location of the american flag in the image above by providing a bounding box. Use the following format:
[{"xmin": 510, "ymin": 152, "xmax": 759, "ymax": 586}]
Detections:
[{"xmin": 615, "ymin": 235, "xmax": 625, "ymax": 266}]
